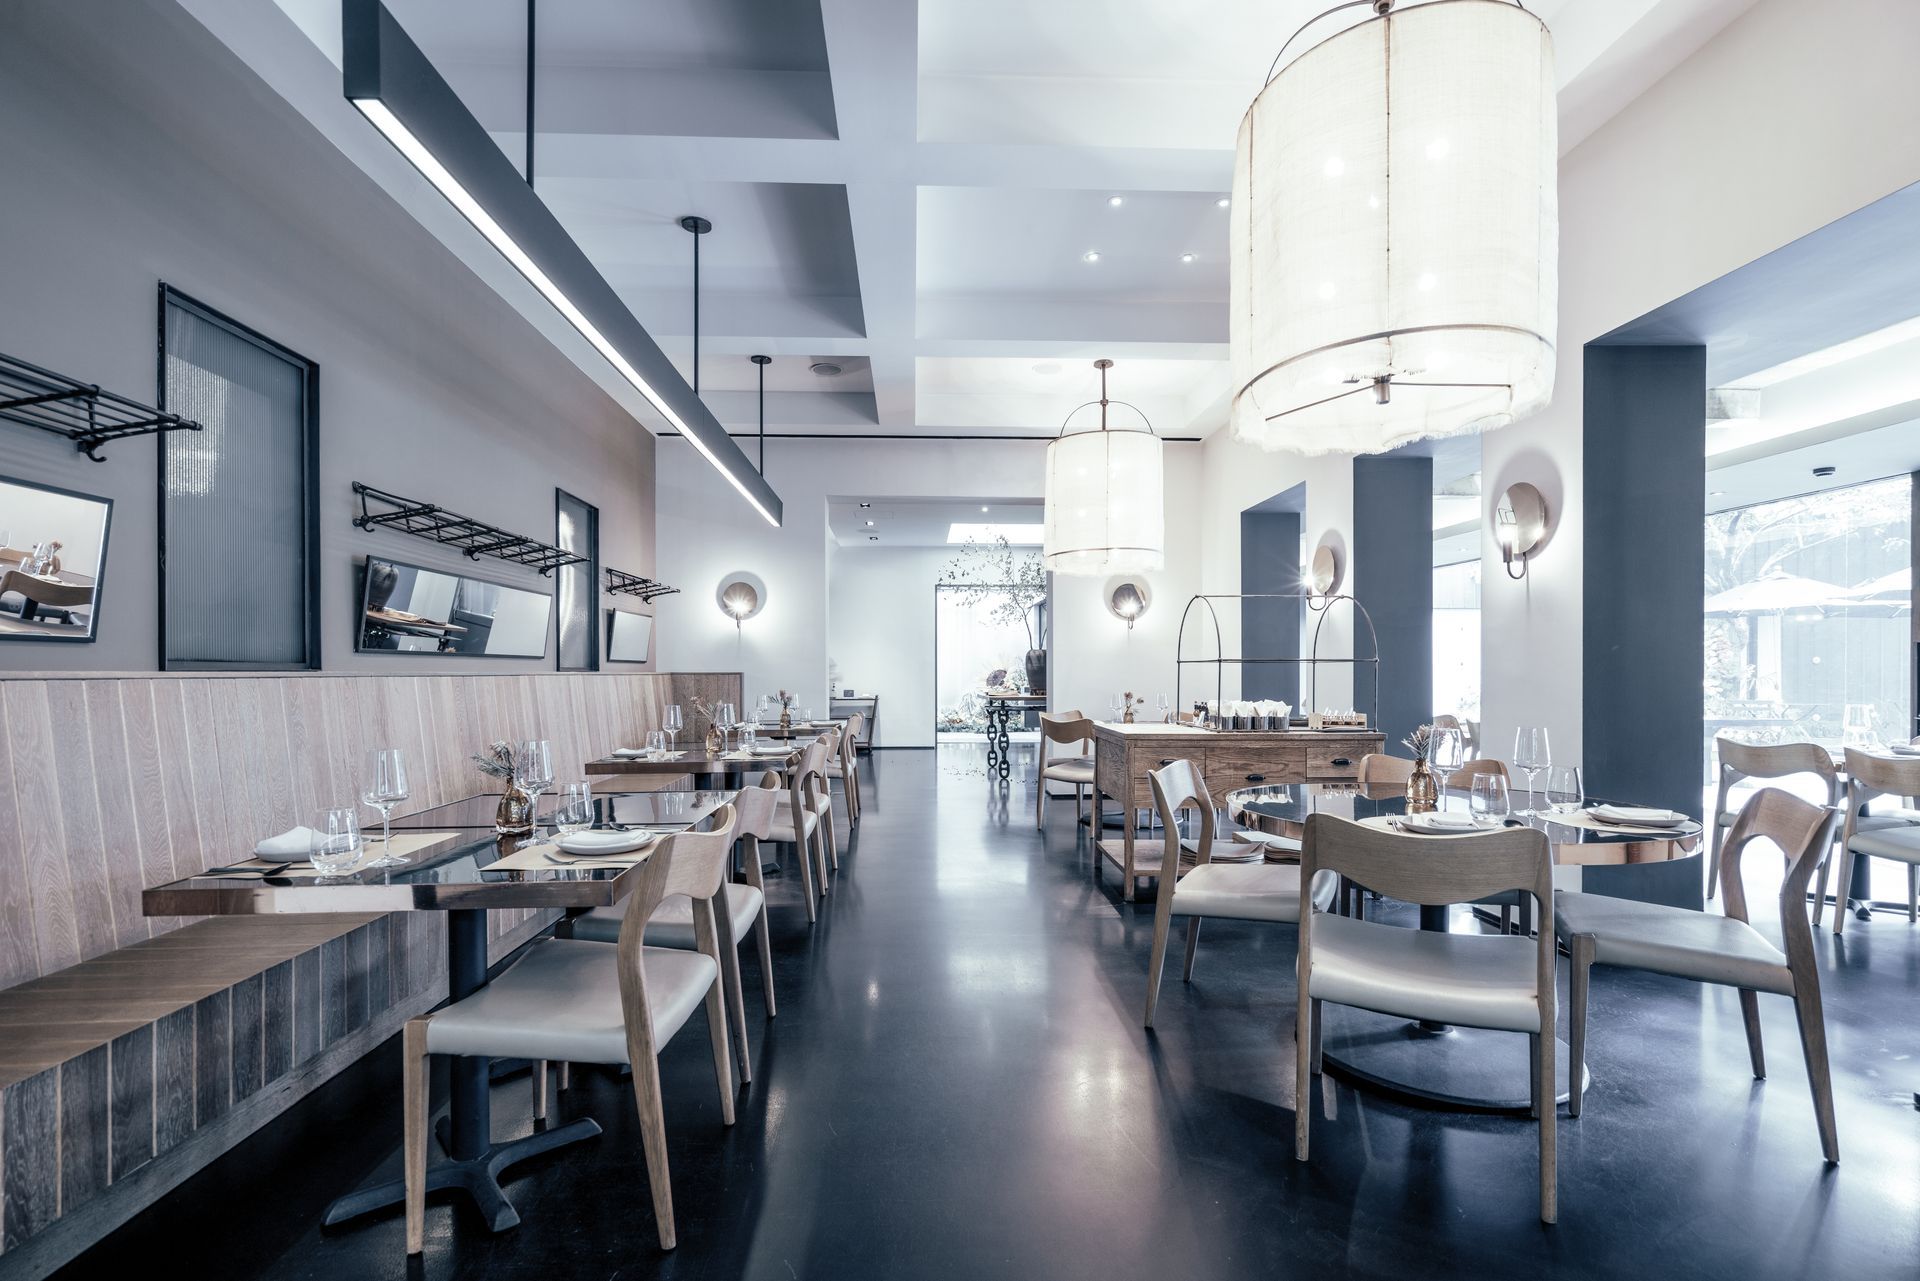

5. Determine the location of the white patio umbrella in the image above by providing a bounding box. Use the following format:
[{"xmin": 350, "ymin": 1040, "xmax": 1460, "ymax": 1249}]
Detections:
[
  {"xmin": 1704, "ymin": 571, "xmax": 1846, "ymax": 615},
  {"xmin": 1829, "ymin": 567, "xmax": 1912, "ymax": 607}
]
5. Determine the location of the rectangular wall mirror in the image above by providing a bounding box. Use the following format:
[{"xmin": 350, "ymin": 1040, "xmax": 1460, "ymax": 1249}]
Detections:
[
  {"xmin": 0, "ymin": 475, "xmax": 113, "ymax": 644},
  {"xmin": 605, "ymin": 608, "xmax": 653, "ymax": 663},
  {"xmin": 358, "ymin": 556, "xmax": 552, "ymax": 658}
]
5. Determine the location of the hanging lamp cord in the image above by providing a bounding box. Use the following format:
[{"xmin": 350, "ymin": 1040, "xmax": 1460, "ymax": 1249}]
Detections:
[{"xmin": 524, "ymin": 0, "xmax": 535, "ymax": 185}]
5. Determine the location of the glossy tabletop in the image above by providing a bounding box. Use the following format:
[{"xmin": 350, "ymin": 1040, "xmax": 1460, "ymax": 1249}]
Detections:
[
  {"xmin": 1225, "ymin": 782, "xmax": 1704, "ymax": 866},
  {"xmin": 583, "ymin": 747, "xmax": 800, "ymax": 776},
  {"xmin": 386, "ymin": 787, "xmax": 724, "ymax": 829}
]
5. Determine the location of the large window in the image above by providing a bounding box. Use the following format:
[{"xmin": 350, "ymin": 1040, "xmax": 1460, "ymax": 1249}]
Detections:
[
  {"xmin": 1704, "ymin": 475, "xmax": 1911, "ymax": 768},
  {"xmin": 160, "ymin": 286, "xmax": 318, "ymax": 668},
  {"xmin": 934, "ymin": 586, "xmax": 1045, "ymax": 738},
  {"xmin": 1433, "ymin": 558, "xmax": 1481, "ymax": 721}
]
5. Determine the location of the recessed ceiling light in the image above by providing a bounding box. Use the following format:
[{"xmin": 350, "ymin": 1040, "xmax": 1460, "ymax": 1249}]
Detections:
[
  {"xmin": 1179, "ymin": 252, "xmax": 1196, "ymax": 264},
  {"xmin": 810, "ymin": 362, "xmax": 843, "ymax": 377},
  {"xmin": 1708, "ymin": 490, "xmax": 1727, "ymax": 497},
  {"xmin": 864, "ymin": 519, "xmax": 875, "ymax": 526},
  {"xmin": 868, "ymin": 535, "xmax": 879, "ymax": 541},
  {"xmin": 1032, "ymin": 362, "xmax": 1062, "ymax": 376},
  {"xmin": 1107, "ymin": 195, "xmax": 1125, "ymax": 207},
  {"xmin": 981, "ymin": 506, "xmax": 990, "ymax": 513},
  {"xmin": 1215, "ymin": 197, "xmax": 1230, "ymax": 208},
  {"xmin": 1813, "ymin": 465, "xmax": 1837, "ymax": 478},
  {"xmin": 1083, "ymin": 250, "xmax": 1101, "ymax": 263},
  {"xmin": 858, "ymin": 501, "xmax": 872, "ymax": 508}
]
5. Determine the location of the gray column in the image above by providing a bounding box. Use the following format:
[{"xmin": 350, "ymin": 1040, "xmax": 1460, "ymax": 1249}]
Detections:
[
  {"xmin": 1582, "ymin": 344, "xmax": 1706, "ymax": 910},
  {"xmin": 1352, "ymin": 455, "xmax": 1432, "ymax": 750},
  {"xmin": 1241, "ymin": 508, "xmax": 1303, "ymax": 707}
]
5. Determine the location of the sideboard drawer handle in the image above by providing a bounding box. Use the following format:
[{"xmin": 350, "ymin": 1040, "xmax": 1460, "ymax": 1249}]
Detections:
[
  {"xmin": 1245, "ymin": 773, "xmax": 1265, "ymax": 783},
  {"xmin": 1330, "ymin": 757, "xmax": 1351, "ymax": 767},
  {"xmin": 1159, "ymin": 758, "xmax": 1177, "ymax": 766}
]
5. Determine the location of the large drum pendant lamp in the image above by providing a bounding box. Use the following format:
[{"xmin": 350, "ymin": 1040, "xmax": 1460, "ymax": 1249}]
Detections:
[
  {"xmin": 1044, "ymin": 359, "xmax": 1164, "ymax": 575},
  {"xmin": 1229, "ymin": 0, "xmax": 1557, "ymax": 455}
]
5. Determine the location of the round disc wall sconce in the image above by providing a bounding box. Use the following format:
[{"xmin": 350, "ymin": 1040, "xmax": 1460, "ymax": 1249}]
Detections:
[
  {"xmin": 1104, "ymin": 576, "xmax": 1153, "ymax": 630},
  {"xmin": 1308, "ymin": 542, "xmax": 1343, "ymax": 597},
  {"xmin": 1493, "ymin": 482, "xmax": 1549, "ymax": 579},
  {"xmin": 716, "ymin": 571, "xmax": 766, "ymax": 628}
]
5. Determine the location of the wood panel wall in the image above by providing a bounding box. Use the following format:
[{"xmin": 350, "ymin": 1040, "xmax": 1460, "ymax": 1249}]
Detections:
[{"xmin": 0, "ymin": 670, "xmax": 741, "ymax": 992}]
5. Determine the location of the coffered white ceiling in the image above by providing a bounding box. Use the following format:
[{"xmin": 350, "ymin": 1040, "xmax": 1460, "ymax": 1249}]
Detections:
[{"xmin": 246, "ymin": 0, "xmax": 1759, "ymax": 441}]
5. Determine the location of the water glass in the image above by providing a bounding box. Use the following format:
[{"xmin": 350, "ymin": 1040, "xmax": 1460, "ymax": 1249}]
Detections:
[
  {"xmin": 360, "ymin": 747, "xmax": 411, "ymax": 868},
  {"xmin": 1109, "ymin": 693, "xmax": 1124, "ymax": 720},
  {"xmin": 1155, "ymin": 693, "xmax": 1170, "ymax": 721},
  {"xmin": 309, "ymin": 807, "xmax": 363, "ymax": 876},
  {"xmin": 1470, "ymin": 774, "xmax": 1511, "ymax": 827},
  {"xmin": 1511, "ymin": 726, "xmax": 1551, "ymax": 813},
  {"xmin": 554, "ymin": 782, "xmax": 593, "ymax": 837},
  {"xmin": 738, "ymin": 723, "xmax": 757, "ymax": 753},
  {"xmin": 646, "ymin": 729, "xmax": 668, "ymax": 758},
  {"xmin": 1546, "ymin": 766, "xmax": 1584, "ymax": 815},
  {"xmin": 664, "ymin": 704, "xmax": 684, "ymax": 751}
]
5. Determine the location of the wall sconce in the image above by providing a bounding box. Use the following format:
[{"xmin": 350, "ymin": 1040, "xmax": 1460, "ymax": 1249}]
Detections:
[
  {"xmin": 1105, "ymin": 576, "xmax": 1152, "ymax": 630},
  {"xmin": 715, "ymin": 571, "xmax": 766, "ymax": 629},
  {"xmin": 1307, "ymin": 541, "xmax": 1343, "ymax": 601},
  {"xmin": 1494, "ymin": 482, "xmax": 1548, "ymax": 580}
]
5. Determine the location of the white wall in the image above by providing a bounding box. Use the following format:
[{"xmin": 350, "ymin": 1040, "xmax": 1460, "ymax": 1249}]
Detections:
[
  {"xmin": 1476, "ymin": 0, "xmax": 1920, "ymax": 763},
  {"xmin": 656, "ymin": 438, "xmax": 1205, "ymax": 742}
]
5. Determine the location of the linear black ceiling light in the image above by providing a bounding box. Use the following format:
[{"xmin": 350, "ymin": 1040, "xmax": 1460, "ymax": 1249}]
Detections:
[{"xmin": 342, "ymin": 0, "xmax": 783, "ymax": 525}]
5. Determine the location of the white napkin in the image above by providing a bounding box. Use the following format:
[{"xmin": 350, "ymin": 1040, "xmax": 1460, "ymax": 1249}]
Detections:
[
  {"xmin": 1396, "ymin": 812, "xmax": 1479, "ymax": 834},
  {"xmin": 255, "ymin": 826, "xmax": 321, "ymax": 861},
  {"xmin": 750, "ymin": 742, "xmax": 793, "ymax": 755},
  {"xmin": 554, "ymin": 829, "xmax": 656, "ymax": 856},
  {"xmin": 1589, "ymin": 805, "xmax": 1687, "ymax": 826}
]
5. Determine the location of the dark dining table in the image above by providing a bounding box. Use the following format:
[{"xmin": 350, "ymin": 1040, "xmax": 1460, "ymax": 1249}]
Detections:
[
  {"xmin": 141, "ymin": 787, "xmax": 733, "ymax": 1232},
  {"xmin": 1224, "ymin": 781, "xmax": 1703, "ymax": 1114},
  {"xmin": 584, "ymin": 745, "xmax": 800, "ymax": 790}
]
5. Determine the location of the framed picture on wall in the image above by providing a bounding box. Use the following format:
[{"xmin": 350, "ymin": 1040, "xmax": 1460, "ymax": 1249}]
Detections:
[
  {"xmin": 0, "ymin": 474, "xmax": 113, "ymax": 644},
  {"xmin": 555, "ymin": 488, "xmax": 599, "ymax": 671}
]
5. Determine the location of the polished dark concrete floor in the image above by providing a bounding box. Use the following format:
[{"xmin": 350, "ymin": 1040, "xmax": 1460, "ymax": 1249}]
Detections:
[{"xmin": 65, "ymin": 747, "xmax": 1920, "ymax": 1279}]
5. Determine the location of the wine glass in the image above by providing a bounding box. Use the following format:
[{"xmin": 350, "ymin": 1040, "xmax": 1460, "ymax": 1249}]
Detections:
[
  {"xmin": 554, "ymin": 782, "xmax": 593, "ymax": 840},
  {"xmin": 1109, "ymin": 693, "xmax": 1124, "ymax": 721},
  {"xmin": 664, "ymin": 704, "xmax": 684, "ymax": 751},
  {"xmin": 515, "ymin": 740, "xmax": 555, "ymax": 837},
  {"xmin": 1470, "ymin": 774, "xmax": 1511, "ymax": 827},
  {"xmin": 360, "ymin": 748, "xmax": 411, "ymax": 868},
  {"xmin": 1156, "ymin": 693, "xmax": 1171, "ymax": 722},
  {"xmin": 1546, "ymin": 765, "xmax": 1584, "ymax": 815},
  {"xmin": 717, "ymin": 702, "xmax": 736, "ymax": 750},
  {"xmin": 1511, "ymin": 726, "xmax": 1551, "ymax": 815},
  {"xmin": 309, "ymin": 807, "xmax": 363, "ymax": 877},
  {"xmin": 1428, "ymin": 727, "xmax": 1465, "ymax": 796}
]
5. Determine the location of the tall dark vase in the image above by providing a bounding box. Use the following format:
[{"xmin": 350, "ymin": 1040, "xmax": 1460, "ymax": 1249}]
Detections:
[{"xmin": 1025, "ymin": 649, "xmax": 1048, "ymax": 696}]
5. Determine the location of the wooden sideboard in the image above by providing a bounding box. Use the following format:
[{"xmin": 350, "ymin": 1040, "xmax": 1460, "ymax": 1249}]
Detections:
[{"xmin": 1091, "ymin": 722, "xmax": 1385, "ymax": 899}]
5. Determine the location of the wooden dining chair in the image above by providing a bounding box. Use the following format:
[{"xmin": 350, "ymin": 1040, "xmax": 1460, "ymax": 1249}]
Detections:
[
  {"xmin": 402, "ymin": 808, "xmax": 741, "ymax": 1254},
  {"xmin": 1356, "ymin": 752, "xmax": 1415, "ymax": 788},
  {"xmin": 1036, "ymin": 711, "xmax": 1096, "ymax": 830},
  {"xmin": 1448, "ymin": 757, "xmax": 1509, "ymax": 788},
  {"xmin": 1556, "ymin": 787, "xmax": 1839, "ymax": 1163},
  {"xmin": 1143, "ymin": 760, "xmax": 1335, "ymax": 1027},
  {"xmin": 769, "ymin": 736, "xmax": 835, "ymax": 893},
  {"xmin": 1296, "ymin": 815, "xmax": 1558, "ymax": 1223},
  {"xmin": 568, "ymin": 784, "xmax": 781, "ymax": 1085},
  {"xmin": 824, "ymin": 711, "xmax": 864, "ymax": 821},
  {"xmin": 1709, "ymin": 739, "xmax": 1839, "ymax": 901},
  {"xmin": 1823, "ymin": 748, "xmax": 1920, "ymax": 934}
]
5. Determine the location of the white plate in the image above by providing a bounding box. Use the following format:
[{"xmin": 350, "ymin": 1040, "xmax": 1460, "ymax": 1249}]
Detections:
[
  {"xmin": 1885, "ymin": 743, "xmax": 1920, "ymax": 756},
  {"xmin": 554, "ymin": 829, "xmax": 656, "ymax": 856},
  {"xmin": 1394, "ymin": 813, "xmax": 1482, "ymax": 836},
  {"xmin": 749, "ymin": 742, "xmax": 794, "ymax": 755},
  {"xmin": 1589, "ymin": 805, "xmax": 1688, "ymax": 827}
]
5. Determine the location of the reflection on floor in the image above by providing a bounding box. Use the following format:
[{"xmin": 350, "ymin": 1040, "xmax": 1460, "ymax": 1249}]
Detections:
[{"xmin": 63, "ymin": 747, "xmax": 1920, "ymax": 1280}]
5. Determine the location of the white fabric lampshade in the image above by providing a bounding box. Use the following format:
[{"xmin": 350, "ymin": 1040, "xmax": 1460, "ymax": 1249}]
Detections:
[
  {"xmin": 1229, "ymin": 0, "xmax": 1557, "ymax": 455},
  {"xmin": 1044, "ymin": 425, "xmax": 1164, "ymax": 576}
]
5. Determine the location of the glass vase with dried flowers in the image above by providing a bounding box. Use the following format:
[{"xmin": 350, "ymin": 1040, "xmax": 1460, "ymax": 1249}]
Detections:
[
  {"xmin": 1402, "ymin": 723, "xmax": 1439, "ymax": 813},
  {"xmin": 691, "ymin": 697, "xmax": 726, "ymax": 754},
  {"xmin": 471, "ymin": 740, "xmax": 532, "ymax": 834}
]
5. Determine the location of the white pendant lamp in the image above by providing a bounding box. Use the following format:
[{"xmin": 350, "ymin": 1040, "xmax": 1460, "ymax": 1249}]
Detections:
[
  {"xmin": 1044, "ymin": 359, "xmax": 1164, "ymax": 576},
  {"xmin": 1229, "ymin": 0, "xmax": 1557, "ymax": 455}
]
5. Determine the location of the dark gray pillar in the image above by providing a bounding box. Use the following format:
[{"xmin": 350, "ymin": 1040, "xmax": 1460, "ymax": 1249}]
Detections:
[
  {"xmin": 1241, "ymin": 508, "xmax": 1303, "ymax": 707},
  {"xmin": 1582, "ymin": 344, "xmax": 1706, "ymax": 910},
  {"xmin": 1352, "ymin": 456, "xmax": 1431, "ymax": 751}
]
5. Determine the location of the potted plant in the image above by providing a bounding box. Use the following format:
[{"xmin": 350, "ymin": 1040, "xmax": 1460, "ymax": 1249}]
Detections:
[{"xmin": 941, "ymin": 536, "xmax": 1049, "ymax": 695}]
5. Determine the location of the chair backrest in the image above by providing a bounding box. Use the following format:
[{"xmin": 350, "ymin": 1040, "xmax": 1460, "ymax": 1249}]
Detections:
[
  {"xmin": 790, "ymin": 735, "xmax": 830, "ymax": 810},
  {"xmin": 1719, "ymin": 788, "xmax": 1837, "ymax": 964},
  {"xmin": 732, "ymin": 780, "xmax": 779, "ymax": 842},
  {"xmin": 1449, "ymin": 757, "xmax": 1510, "ymax": 787},
  {"xmin": 1302, "ymin": 813, "xmax": 1551, "ymax": 910},
  {"xmin": 1841, "ymin": 747, "xmax": 1920, "ymax": 808},
  {"xmin": 1039, "ymin": 712, "xmax": 1094, "ymax": 762},
  {"xmin": 1432, "ymin": 714, "xmax": 1461, "ymax": 733},
  {"xmin": 1147, "ymin": 758, "xmax": 1214, "ymax": 865},
  {"xmin": 842, "ymin": 711, "xmax": 865, "ymax": 756},
  {"xmin": 614, "ymin": 803, "xmax": 736, "ymax": 1056},
  {"xmin": 1357, "ymin": 753, "xmax": 1415, "ymax": 787},
  {"xmin": 1717, "ymin": 738, "xmax": 1838, "ymax": 794}
]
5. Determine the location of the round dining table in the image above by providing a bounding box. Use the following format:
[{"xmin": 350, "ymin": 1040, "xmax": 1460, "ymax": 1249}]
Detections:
[{"xmin": 1225, "ymin": 780, "xmax": 1704, "ymax": 1114}]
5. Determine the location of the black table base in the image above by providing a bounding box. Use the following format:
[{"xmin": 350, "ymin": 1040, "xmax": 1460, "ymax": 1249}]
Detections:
[
  {"xmin": 322, "ymin": 1118, "xmax": 601, "ymax": 1232},
  {"xmin": 1319, "ymin": 1007, "xmax": 1584, "ymax": 1115}
]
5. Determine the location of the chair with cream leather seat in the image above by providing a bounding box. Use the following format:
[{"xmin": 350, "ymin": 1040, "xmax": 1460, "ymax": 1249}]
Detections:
[
  {"xmin": 1823, "ymin": 748, "xmax": 1920, "ymax": 933},
  {"xmin": 400, "ymin": 808, "xmax": 741, "ymax": 1254},
  {"xmin": 1295, "ymin": 814, "xmax": 1557, "ymax": 1222},
  {"xmin": 1709, "ymin": 739, "xmax": 1841, "ymax": 902},
  {"xmin": 567, "ymin": 783, "xmax": 781, "ymax": 1086},
  {"xmin": 823, "ymin": 711, "xmax": 865, "ymax": 821},
  {"xmin": 1036, "ymin": 711, "xmax": 1095, "ymax": 830},
  {"xmin": 1143, "ymin": 759, "xmax": 1336, "ymax": 1027},
  {"xmin": 771, "ymin": 735, "xmax": 836, "ymax": 893},
  {"xmin": 1556, "ymin": 787, "xmax": 1839, "ymax": 1163}
]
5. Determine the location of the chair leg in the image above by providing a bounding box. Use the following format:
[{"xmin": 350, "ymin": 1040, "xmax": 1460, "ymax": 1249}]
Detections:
[
  {"xmin": 1036, "ymin": 771, "xmax": 1046, "ymax": 830},
  {"xmin": 1309, "ymin": 997, "xmax": 1323, "ymax": 1075},
  {"xmin": 402, "ymin": 1019, "xmax": 430, "ymax": 1256},
  {"xmin": 813, "ymin": 819, "xmax": 833, "ymax": 890},
  {"xmin": 1500, "ymin": 905, "xmax": 1513, "ymax": 935},
  {"xmin": 559, "ymin": 1061, "xmax": 570, "ymax": 1091},
  {"xmin": 704, "ymin": 974, "xmax": 737, "ymax": 1125},
  {"xmin": 1144, "ymin": 908, "xmax": 1173, "ymax": 1028},
  {"xmin": 1738, "ymin": 988, "xmax": 1766, "ymax": 1079},
  {"xmin": 1538, "ymin": 1027, "xmax": 1558, "ymax": 1224},
  {"xmin": 825, "ymin": 807, "xmax": 840, "ymax": 871},
  {"xmin": 1908, "ymin": 864, "xmax": 1917, "ymax": 923},
  {"xmin": 1076, "ymin": 784, "xmax": 1085, "ymax": 826},
  {"xmin": 1811, "ymin": 838, "xmax": 1834, "ymax": 927},
  {"xmin": 753, "ymin": 907, "xmax": 777, "ymax": 1018},
  {"xmin": 532, "ymin": 1058, "xmax": 548, "ymax": 1122},
  {"xmin": 790, "ymin": 838, "xmax": 818, "ymax": 922},
  {"xmin": 1181, "ymin": 917, "xmax": 1203, "ymax": 981},
  {"xmin": 1830, "ymin": 841, "xmax": 1859, "ymax": 935},
  {"xmin": 1529, "ymin": 1033, "xmax": 1542, "ymax": 1120},
  {"xmin": 1295, "ymin": 989, "xmax": 1313, "ymax": 1161},
  {"xmin": 717, "ymin": 923, "xmax": 752, "ymax": 1085},
  {"xmin": 1790, "ymin": 980, "xmax": 1840, "ymax": 1164},
  {"xmin": 1568, "ymin": 935, "xmax": 1593, "ymax": 1118},
  {"xmin": 630, "ymin": 1051, "xmax": 677, "ymax": 1250}
]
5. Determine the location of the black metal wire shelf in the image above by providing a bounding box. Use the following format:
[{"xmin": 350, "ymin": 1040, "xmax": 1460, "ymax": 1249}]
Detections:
[
  {"xmin": 0, "ymin": 350, "xmax": 204, "ymax": 462},
  {"xmin": 605, "ymin": 568, "xmax": 678, "ymax": 603},
  {"xmin": 351, "ymin": 482, "xmax": 587, "ymax": 576}
]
